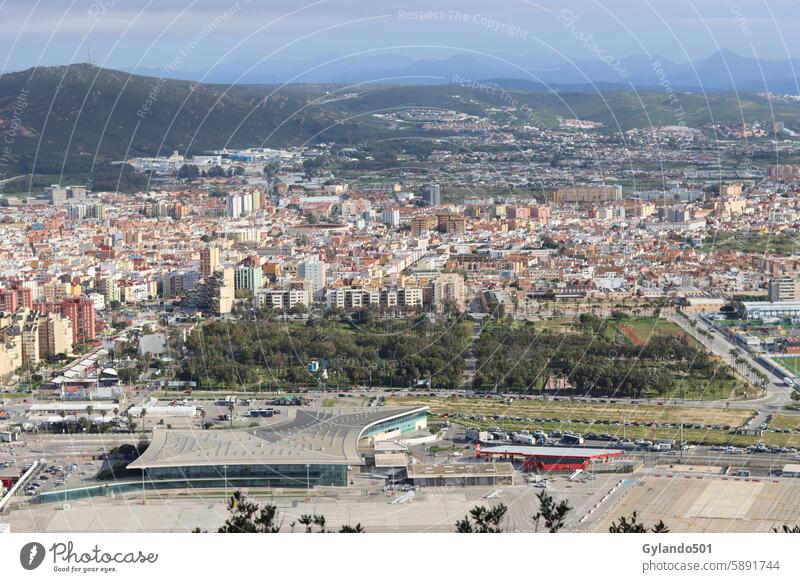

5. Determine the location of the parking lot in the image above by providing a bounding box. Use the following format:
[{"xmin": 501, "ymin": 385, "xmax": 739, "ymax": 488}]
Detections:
[
  {"xmin": 591, "ymin": 474, "xmax": 800, "ymax": 532},
  {"xmin": 2, "ymin": 472, "xmax": 629, "ymax": 533}
]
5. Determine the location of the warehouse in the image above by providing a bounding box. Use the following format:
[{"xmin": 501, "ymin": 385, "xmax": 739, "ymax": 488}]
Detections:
[
  {"xmin": 128, "ymin": 406, "xmax": 428, "ymax": 489},
  {"xmin": 475, "ymin": 444, "xmax": 623, "ymax": 473}
]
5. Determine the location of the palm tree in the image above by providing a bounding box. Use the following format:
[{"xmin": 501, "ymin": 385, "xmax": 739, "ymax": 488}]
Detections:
[
  {"xmin": 85, "ymin": 405, "xmax": 94, "ymax": 433},
  {"xmin": 139, "ymin": 409, "xmax": 147, "ymax": 434}
]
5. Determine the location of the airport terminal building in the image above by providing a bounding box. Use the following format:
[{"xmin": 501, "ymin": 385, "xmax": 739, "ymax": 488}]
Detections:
[{"xmin": 127, "ymin": 406, "xmax": 428, "ymax": 489}]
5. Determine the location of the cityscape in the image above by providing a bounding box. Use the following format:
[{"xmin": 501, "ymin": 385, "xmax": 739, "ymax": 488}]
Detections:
[{"xmin": 2, "ymin": 0, "xmax": 800, "ymax": 554}]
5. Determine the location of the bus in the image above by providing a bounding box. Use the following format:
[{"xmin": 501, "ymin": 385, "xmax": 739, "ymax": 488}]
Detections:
[
  {"xmin": 249, "ymin": 409, "xmax": 274, "ymax": 418},
  {"xmin": 560, "ymin": 433, "xmax": 584, "ymax": 446}
]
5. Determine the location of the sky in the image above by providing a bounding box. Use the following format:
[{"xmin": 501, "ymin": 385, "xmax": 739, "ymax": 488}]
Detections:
[{"xmin": 1, "ymin": 0, "xmax": 799, "ymax": 75}]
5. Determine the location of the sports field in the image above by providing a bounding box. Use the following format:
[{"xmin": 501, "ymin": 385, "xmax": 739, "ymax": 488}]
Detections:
[{"xmin": 615, "ymin": 318, "xmax": 699, "ymax": 348}]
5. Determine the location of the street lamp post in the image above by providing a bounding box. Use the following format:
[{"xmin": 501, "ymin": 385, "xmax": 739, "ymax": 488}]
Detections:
[
  {"xmin": 305, "ymin": 464, "xmax": 311, "ymax": 499},
  {"xmin": 223, "ymin": 465, "xmax": 228, "ymax": 500}
]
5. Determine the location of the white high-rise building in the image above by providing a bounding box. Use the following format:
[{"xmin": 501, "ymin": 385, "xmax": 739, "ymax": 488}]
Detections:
[
  {"xmin": 241, "ymin": 193, "xmax": 253, "ymax": 216},
  {"xmin": 382, "ymin": 208, "xmax": 400, "ymax": 227},
  {"xmin": 298, "ymin": 258, "xmax": 327, "ymax": 300},
  {"xmin": 226, "ymin": 193, "xmax": 242, "ymax": 218}
]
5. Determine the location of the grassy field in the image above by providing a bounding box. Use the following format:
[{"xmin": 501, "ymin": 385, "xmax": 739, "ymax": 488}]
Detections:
[
  {"xmin": 532, "ymin": 318, "xmax": 580, "ymax": 333},
  {"xmin": 0, "ymin": 392, "xmax": 32, "ymax": 399},
  {"xmin": 702, "ymin": 231, "xmax": 800, "ymax": 255},
  {"xmin": 389, "ymin": 396, "xmax": 750, "ymax": 426},
  {"xmin": 773, "ymin": 357, "xmax": 800, "ymax": 375},
  {"xmin": 768, "ymin": 414, "xmax": 800, "ymax": 431}
]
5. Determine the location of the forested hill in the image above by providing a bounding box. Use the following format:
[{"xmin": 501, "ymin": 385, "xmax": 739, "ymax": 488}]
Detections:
[{"xmin": 2, "ymin": 63, "xmax": 798, "ymax": 180}]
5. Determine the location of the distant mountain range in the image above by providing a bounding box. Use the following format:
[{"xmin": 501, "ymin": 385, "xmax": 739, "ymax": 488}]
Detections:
[
  {"xmin": 122, "ymin": 50, "xmax": 800, "ymax": 93},
  {"xmin": 2, "ymin": 62, "xmax": 800, "ymax": 187}
]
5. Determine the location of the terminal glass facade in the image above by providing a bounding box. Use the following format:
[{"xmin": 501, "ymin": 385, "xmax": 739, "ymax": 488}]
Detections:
[
  {"xmin": 362, "ymin": 409, "xmax": 427, "ymax": 439},
  {"xmin": 146, "ymin": 463, "xmax": 348, "ymax": 487}
]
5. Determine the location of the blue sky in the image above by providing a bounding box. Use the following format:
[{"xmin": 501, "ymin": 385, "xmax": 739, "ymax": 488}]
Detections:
[{"xmin": 0, "ymin": 0, "xmax": 798, "ymax": 73}]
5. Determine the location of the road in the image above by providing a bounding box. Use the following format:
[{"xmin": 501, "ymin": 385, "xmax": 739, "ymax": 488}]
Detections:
[
  {"xmin": 460, "ymin": 317, "xmax": 484, "ymax": 391},
  {"xmin": 667, "ymin": 313, "xmax": 795, "ymax": 425}
]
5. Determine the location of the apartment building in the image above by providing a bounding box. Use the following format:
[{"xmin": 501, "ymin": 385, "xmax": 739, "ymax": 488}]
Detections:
[
  {"xmin": 257, "ymin": 288, "xmax": 311, "ymax": 311},
  {"xmin": 200, "ymin": 246, "xmax": 220, "ymax": 277},
  {"xmin": 546, "ymin": 184, "xmax": 622, "ymax": 204},
  {"xmin": 769, "ymin": 277, "xmax": 800, "ymax": 302}
]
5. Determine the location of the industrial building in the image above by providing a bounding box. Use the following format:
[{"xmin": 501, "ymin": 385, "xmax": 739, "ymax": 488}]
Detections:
[
  {"xmin": 475, "ymin": 444, "xmax": 624, "ymax": 473},
  {"xmin": 407, "ymin": 462, "xmax": 515, "ymax": 487},
  {"xmin": 128, "ymin": 406, "xmax": 428, "ymax": 488},
  {"xmin": 742, "ymin": 300, "xmax": 800, "ymax": 320}
]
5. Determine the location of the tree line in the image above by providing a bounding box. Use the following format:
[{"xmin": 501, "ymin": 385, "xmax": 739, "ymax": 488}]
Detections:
[
  {"xmin": 177, "ymin": 313, "xmax": 469, "ymax": 390},
  {"xmin": 474, "ymin": 314, "xmax": 733, "ymax": 397}
]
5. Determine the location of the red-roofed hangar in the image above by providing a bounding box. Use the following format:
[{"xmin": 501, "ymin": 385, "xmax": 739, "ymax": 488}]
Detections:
[{"xmin": 475, "ymin": 444, "xmax": 624, "ymax": 473}]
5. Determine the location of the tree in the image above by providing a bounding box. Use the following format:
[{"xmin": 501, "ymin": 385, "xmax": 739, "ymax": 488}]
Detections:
[
  {"xmin": 455, "ymin": 504, "xmax": 507, "ymax": 533},
  {"xmin": 206, "ymin": 491, "xmax": 364, "ymax": 533},
  {"xmin": 217, "ymin": 491, "xmax": 281, "ymax": 533},
  {"xmin": 773, "ymin": 524, "xmax": 800, "ymax": 533},
  {"xmin": 532, "ymin": 491, "xmax": 572, "ymax": 533},
  {"xmin": 297, "ymin": 514, "xmax": 314, "ymax": 533},
  {"xmin": 177, "ymin": 164, "xmax": 199, "ymax": 180},
  {"xmin": 205, "ymin": 165, "xmax": 226, "ymax": 178},
  {"xmin": 290, "ymin": 514, "xmax": 347, "ymax": 533},
  {"xmin": 609, "ymin": 511, "xmax": 670, "ymax": 533},
  {"xmin": 289, "ymin": 303, "xmax": 308, "ymax": 316}
]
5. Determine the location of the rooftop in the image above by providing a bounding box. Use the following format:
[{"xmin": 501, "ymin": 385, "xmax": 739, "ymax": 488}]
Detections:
[
  {"xmin": 129, "ymin": 406, "xmax": 427, "ymax": 470},
  {"xmin": 407, "ymin": 462, "xmax": 515, "ymax": 479},
  {"xmin": 477, "ymin": 445, "xmax": 624, "ymax": 459}
]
